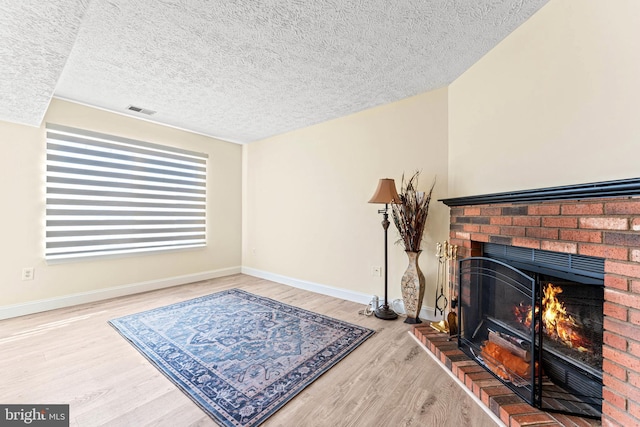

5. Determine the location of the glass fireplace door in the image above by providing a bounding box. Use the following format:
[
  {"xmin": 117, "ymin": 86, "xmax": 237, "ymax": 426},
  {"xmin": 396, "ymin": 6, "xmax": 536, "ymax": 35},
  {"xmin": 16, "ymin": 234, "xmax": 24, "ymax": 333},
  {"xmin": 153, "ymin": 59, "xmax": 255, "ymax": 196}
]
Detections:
[{"xmin": 457, "ymin": 257, "xmax": 539, "ymax": 406}]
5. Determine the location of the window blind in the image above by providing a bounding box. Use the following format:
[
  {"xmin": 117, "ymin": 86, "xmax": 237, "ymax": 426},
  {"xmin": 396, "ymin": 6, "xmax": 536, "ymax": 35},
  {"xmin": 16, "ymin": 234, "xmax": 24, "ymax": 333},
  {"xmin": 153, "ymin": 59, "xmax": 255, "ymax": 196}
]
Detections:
[{"xmin": 45, "ymin": 124, "xmax": 207, "ymax": 260}]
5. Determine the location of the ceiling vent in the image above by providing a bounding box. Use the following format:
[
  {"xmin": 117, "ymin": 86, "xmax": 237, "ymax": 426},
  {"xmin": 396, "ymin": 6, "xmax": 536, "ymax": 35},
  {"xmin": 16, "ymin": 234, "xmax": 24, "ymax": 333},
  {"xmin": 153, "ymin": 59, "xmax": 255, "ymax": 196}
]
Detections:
[{"xmin": 126, "ymin": 105, "xmax": 156, "ymax": 115}]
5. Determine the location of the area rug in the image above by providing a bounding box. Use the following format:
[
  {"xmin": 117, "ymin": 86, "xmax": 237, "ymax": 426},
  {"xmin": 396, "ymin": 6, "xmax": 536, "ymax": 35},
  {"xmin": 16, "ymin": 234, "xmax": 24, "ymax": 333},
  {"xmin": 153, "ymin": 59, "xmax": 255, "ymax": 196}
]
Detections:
[{"xmin": 109, "ymin": 288, "xmax": 374, "ymax": 426}]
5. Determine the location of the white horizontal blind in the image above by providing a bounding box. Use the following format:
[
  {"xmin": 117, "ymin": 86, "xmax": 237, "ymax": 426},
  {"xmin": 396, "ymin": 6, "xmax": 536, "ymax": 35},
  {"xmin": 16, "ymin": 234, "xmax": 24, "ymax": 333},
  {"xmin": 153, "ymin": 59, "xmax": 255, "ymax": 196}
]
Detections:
[{"xmin": 45, "ymin": 124, "xmax": 207, "ymax": 260}]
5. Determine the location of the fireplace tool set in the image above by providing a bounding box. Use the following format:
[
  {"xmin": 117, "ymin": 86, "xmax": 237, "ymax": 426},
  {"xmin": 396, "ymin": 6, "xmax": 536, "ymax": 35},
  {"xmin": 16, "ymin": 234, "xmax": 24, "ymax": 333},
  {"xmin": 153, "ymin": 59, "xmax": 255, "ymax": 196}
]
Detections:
[{"xmin": 430, "ymin": 241, "xmax": 458, "ymax": 338}]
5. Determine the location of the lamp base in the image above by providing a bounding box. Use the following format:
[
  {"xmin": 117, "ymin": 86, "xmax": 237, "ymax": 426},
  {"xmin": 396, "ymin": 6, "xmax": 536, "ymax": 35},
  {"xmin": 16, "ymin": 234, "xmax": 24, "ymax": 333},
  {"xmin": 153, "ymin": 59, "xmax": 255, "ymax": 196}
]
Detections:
[{"xmin": 374, "ymin": 305, "xmax": 398, "ymax": 320}]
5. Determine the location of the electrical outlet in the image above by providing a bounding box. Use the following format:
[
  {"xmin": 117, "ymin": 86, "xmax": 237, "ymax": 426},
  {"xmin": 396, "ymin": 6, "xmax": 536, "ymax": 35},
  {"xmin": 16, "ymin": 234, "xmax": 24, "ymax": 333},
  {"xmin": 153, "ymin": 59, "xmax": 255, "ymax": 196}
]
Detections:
[
  {"xmin": 371, "ymin": 266, "xmax": 382, "ymax": 277},
  {"xmin": 22, "ymin": 267, "xmax": 35, "ymax": 281}
]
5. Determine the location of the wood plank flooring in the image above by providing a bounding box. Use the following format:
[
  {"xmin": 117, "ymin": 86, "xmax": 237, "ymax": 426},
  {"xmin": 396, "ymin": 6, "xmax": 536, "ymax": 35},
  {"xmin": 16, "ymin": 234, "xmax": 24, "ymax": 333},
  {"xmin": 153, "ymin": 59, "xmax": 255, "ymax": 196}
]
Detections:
[{"xmin": 0, "ymin": 274, "xmax": 500, "ymax": 426}]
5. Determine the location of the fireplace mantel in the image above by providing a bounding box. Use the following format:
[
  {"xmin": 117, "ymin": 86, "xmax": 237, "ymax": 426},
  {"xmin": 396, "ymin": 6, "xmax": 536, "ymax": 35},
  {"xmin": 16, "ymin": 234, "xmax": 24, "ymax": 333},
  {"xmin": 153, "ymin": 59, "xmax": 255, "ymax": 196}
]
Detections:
[{"xmin": 440, "ymin": 177, "xmax": 640, "ymax": 207}]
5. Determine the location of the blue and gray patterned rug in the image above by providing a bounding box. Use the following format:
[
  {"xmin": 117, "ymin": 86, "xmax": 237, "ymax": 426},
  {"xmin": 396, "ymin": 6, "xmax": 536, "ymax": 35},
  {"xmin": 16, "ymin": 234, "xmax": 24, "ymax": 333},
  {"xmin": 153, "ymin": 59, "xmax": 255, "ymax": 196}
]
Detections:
[{"xmin": 109, "ymin": 288, "xmax": 374, "ymax": 426}]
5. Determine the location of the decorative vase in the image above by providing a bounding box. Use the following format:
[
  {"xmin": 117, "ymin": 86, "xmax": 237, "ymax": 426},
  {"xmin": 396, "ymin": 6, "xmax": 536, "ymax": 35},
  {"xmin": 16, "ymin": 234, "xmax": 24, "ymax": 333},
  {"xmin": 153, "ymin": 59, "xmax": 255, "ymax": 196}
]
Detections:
[{"xmin": 401, "ymin": 250, "xmax": 425, "ymax": 324}]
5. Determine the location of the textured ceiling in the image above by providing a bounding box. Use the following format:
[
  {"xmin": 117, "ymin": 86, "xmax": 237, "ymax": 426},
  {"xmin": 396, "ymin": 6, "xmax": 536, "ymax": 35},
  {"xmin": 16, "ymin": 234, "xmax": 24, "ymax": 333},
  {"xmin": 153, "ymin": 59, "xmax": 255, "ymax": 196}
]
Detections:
[{"xmin": 1, "ymin": 0, "xmax": 548, "ymax": 143}]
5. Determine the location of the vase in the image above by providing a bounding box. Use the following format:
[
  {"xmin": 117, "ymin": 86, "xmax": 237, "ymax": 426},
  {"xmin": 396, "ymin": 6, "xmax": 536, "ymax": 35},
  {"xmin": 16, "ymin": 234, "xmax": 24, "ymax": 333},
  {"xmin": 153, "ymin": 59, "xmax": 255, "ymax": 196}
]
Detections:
[{"xmin": 401, "ymin": 250, "xmax": 425, "ymax": 324}]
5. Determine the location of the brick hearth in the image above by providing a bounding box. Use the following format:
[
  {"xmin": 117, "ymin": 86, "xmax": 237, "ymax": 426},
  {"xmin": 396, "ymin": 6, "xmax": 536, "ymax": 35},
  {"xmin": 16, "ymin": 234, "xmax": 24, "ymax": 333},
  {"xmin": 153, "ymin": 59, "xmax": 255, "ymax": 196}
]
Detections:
[
  {"xmin": 443, "ymin": 196, "xmax": 640, "ymax": 427},
  {"xmin": 412, "ymin": 325, "xmax": 599, "ymax": 427}
]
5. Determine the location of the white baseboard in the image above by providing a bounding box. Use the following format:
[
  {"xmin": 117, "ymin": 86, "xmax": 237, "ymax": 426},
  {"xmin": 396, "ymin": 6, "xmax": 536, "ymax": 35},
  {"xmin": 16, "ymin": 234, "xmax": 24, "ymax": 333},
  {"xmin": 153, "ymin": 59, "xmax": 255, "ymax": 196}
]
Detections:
[
  {"xmin": 241, "ymin": 267, "xmax": 441, "ymax": 321},
  {"xmin": 0, "ymin": 267, "xmax": 241, "ymax": 320},
  {"xmin": 241, "ymin": 267, "xmax": 373, "ymax": 305}
]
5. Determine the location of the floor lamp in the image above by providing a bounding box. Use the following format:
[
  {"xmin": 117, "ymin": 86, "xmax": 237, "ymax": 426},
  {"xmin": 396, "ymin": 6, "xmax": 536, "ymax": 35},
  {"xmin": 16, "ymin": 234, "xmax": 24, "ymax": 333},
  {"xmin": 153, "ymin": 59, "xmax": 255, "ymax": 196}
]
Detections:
[{"xmin": 369, "ymin": 178, "xmax": 400, "ymax": 320}]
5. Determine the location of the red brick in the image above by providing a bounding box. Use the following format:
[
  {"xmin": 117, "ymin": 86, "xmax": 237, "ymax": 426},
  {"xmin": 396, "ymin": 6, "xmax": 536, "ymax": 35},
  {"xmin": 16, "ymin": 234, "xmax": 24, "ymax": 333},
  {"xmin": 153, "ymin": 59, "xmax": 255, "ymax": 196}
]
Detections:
[
  {"xmin": 604, "ymin": 316, "xmax": 640, "ymax": 340},
  {"xmin": 472, "ymin": 378, "xmax": 502, "ymax": 397},
  {"xmin": 480, "ymin": 385, "xmax": 512, "ymax": 406},
  {"xmin": 513, "ymin": 216, "xmax": 542, "ymax": 227},
  {"xmin": 579, "ymin": 244, "xmax": 628, "ymax": 260},
  {"xmin": 630, "ymin": 371, "xmax": 640, "ymax": 389},
  {"xmin": 501, "ymin": 226, "xmax": 527, "ymax": 237},
  {"xmin": 561, "ymin": 202, "xmax": 604, "ymax": 215},
  {"xmin": 629, "ymin": 309, "xmax": 640, "ymax": 326},
  {"xmin": 499, "ymin": 403, "xmax": 540, "ymax": 425},
  {"xmin": 542, "ymin": 217, "xmax": 578, "ymax": 228},
  {"xmin": 605, "ymin": 289, "xmax": 640, "ymax": 310},
  {"xmin": 632, "ymin": 280, "xmax": 640, "ymax": 294},
  {"xmin": 606, "ymin": 200, "xmax": 640, "ymax": 215},
  {"xmin": 528, "ymin": 204, "xmax": 561, "ymax": 215},
  {"xmin": 512, "ymin": 237, "xmax": 541, "ymax": 249},
  {"xmin": 561, "ymin": 229, "xmax": 603, "ymax": 243},
  {"xmin": 602, "ymin": 400, "xmax": 640, "ymax": 427},
  {"xmin": 604, "ymin": 331, "xmax": 628, "ymax": 351},
  {"xmin": 632, "ymin": 249, "xmax": 640, "ymax": 263},
  {"xmin": 510, "ymin": 412, "xmax": 558, "ymax": 426},
  {"xmin": 603, "ymin": 359, "xmax": 627, "ymax": 381},
  {"xmin": 629, "ymin": 400, "xmax": 640, "ymax": 421},
  {"xmin": 605, "ymin": 275, "xmax": 629, "ymax": 291},
  {"xmin": 604, "ymin": 301, "xmax": 628, "ymax": 321},
  {"xmin": 465, "ymin": 370, "xmax": 495, "ymax": 389},
  {"xmin": 480, "ymin": 207, "xmax": 502, "ymax": 216},
  {"xmin": 490, "ymin": 216, "xmax": 513, "ymax": 226},
  {"xmin": 450, "ymin": 360, "xmax": 480, "ymax": 378},
  {"xmin": 605, "ymin": 260, "xmax": 640, "ymax": 279},
  {"xmin": 541, "ymin": 240, "xmax": 577, "ymax": 254},
  {"xmin": 580, "ymin": 217, "xmax": 629, "ymax": 230},
  {"xmin": 632, "ymin": 217, "xmax": 640, "ymax": 231},
  {"xmin": 457, "ymin": 363, "xmax": 487, "ymax": 383},
  {"xmin": 455, "ymin": 231, "xmax": 471, "ymax": 240},
  {"xmin": 604, "ymin": 374, "xmax": 640, "ymax": 406},
  {"xmin": 480, "ymin": 225, "xmax": 501, "ymax": 234},
  {"xmin": 464, "ymin": 207, "xmax": 481, "ymax": 216},
  {"xmin": 603, "ymin": 388, "xmax": 627, "ymax": 410},
  {"xmin": 628, "ymin": 341, "xmax": 640, "ymax": 357},
  {"xmin": 525, "ymin": 227, "xmax": 559, "ymax": 240},
  {"xmin": 603, "ymin": 346, "xmax": 640, "ymax": 373},
  {"xmin": 462, "ymin": 224, "xmax": 481, "ymax": 233},
  {"xmin": 471, "ymin": 233, "xmax": 489, "ymax": 243}
]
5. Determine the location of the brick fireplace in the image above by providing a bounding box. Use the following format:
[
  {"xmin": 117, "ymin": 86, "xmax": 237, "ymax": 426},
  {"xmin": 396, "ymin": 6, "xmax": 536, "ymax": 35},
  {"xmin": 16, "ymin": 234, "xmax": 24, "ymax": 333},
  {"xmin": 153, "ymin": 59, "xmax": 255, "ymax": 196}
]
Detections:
[{"xmin": 439, "ymin": 179, "xmax": 640, "ymax": 427}]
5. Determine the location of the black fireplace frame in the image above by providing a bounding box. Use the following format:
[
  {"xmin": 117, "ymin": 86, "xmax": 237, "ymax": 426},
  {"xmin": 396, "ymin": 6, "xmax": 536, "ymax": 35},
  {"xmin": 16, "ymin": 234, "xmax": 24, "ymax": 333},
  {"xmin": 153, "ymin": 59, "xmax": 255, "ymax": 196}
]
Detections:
[{"xmin": 457, "ymin": 252, "xmax": 604, "ymax": 419}]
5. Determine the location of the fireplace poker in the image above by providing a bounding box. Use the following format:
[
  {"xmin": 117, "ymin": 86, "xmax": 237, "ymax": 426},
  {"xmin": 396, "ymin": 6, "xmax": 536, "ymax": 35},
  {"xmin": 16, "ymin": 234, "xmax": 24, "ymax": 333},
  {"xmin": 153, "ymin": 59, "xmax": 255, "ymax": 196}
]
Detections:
[
  {"xmin": 447, "ymin": 244, "xmax": 459, "ymax": 338},
  {"xmin": 434, "ymin": 241, "xmax": 448, "ymax": 317}
]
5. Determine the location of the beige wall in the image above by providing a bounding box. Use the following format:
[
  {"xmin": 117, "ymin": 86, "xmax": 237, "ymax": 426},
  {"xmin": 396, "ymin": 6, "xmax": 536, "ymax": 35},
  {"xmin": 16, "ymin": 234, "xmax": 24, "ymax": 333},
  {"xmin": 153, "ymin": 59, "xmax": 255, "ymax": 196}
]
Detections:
[
  {"xmin": 0, "ymin": 99, "xmax": 242, "ymax": 309},
  {"xmin": 243, "ymin": 89, "xmax": 449, "ymax": 307},
  {"xmin": 5, "ymin": 0, "xmax": 636, "ymax": 318},
  {"xmin": 449, "ymin": 0, "xmax": 640, "ymax": 198}
]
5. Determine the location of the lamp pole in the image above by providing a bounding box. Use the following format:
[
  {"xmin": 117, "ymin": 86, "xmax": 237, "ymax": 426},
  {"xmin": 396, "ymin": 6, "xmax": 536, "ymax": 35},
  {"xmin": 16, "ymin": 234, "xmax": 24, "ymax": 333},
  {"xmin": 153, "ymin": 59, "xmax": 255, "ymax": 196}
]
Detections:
[{"xmin": 375, "ymin": 203, "xmax": 398, "ymax": 320}]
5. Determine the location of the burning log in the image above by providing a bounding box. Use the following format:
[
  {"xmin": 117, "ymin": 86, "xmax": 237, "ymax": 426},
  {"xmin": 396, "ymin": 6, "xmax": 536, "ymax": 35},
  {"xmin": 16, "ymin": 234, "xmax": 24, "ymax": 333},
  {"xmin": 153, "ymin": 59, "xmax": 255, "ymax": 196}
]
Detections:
[
  {"xmin": 488, "ymin": 330, "xmax": 530, "ymax": 362},
  {"xmin": 512, "ymin": 283, "xmax": 593, "ymax": 353},
  {"xmin": 480, "ymin": 340, "xmax": 539, "ymax": 383}
]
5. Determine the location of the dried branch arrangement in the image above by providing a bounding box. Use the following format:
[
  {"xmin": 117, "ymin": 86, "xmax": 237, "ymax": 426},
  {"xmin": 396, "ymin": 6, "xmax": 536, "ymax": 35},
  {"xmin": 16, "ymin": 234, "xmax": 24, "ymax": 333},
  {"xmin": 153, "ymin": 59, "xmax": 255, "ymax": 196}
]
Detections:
[{"xmin": 391, "ymin": 171, "xmax": 435, "ymax": 252}]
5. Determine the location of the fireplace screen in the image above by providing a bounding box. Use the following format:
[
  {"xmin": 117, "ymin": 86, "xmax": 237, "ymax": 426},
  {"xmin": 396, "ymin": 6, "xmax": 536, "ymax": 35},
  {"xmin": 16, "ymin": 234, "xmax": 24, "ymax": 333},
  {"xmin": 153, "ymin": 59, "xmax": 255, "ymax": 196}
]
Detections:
[{"xmin": 457, "ymin": 257, "xmax": 603, "ymax": 418}]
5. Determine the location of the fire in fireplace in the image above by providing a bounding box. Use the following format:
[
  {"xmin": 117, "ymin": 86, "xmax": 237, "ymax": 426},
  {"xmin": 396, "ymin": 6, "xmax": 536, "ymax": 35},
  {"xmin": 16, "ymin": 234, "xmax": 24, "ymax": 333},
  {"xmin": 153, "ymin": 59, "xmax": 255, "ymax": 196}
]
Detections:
[{"xmin": 457, "ymin": 243, "xmax": 604, "ymax": 419}]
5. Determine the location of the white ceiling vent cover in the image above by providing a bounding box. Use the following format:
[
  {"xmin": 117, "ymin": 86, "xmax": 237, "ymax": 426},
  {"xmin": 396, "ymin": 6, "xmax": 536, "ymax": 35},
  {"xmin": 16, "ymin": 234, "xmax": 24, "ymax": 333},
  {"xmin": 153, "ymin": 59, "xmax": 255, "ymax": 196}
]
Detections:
[{"xmin": 126, "ymin": 105, "xmax": 156, "ymax": 115}]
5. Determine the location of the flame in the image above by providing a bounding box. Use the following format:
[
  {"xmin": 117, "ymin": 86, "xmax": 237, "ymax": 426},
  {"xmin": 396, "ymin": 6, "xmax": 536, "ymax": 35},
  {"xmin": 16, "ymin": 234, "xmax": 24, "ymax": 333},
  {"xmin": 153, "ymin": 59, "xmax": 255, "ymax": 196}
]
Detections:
[{"xmin": 513, "ymin": 283, "xmax": 591, "ymax": 353}]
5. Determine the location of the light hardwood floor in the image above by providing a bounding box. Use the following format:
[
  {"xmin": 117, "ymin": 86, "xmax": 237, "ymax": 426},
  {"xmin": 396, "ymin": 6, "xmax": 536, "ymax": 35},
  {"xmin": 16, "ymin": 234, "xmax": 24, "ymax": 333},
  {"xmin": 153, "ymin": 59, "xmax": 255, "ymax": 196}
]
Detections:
[{"xmin": 0, "ymin": 274, "xmax": 499, "ymax": 426}]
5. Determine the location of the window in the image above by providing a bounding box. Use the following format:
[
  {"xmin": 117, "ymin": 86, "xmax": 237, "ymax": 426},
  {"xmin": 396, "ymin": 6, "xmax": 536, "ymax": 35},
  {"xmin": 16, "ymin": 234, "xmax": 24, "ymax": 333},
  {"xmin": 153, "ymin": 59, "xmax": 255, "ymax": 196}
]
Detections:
[{"xmin": 45, "ymin": 124, "xmax": 207, "ymax": 260}]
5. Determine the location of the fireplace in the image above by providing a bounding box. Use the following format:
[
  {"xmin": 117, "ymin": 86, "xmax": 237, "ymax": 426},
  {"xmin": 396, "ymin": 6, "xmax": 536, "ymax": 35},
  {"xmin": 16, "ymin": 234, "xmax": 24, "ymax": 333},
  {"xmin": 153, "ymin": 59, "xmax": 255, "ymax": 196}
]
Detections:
[
  {"xmin": 440, "ymin": 178, "xmax": 640, "ymax": 426},
  {"xmin": 457, "ymin": 243, "xmax": 604, "ymax": 418}
]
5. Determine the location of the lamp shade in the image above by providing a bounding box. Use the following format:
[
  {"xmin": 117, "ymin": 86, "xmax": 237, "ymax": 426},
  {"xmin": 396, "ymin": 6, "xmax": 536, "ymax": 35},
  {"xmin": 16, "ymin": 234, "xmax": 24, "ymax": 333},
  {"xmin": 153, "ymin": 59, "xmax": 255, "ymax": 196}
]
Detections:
[{"xmin": 369, "ymin": 178, "xmax": 401, "ymax": 204}]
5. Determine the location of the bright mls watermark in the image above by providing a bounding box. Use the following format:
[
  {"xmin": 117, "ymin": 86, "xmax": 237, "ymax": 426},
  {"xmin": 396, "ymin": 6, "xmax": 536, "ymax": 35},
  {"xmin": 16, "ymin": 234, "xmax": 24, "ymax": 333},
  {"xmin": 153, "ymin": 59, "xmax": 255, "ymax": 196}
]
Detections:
[{"xmin": 1, "ymin": 405, "xmax": 69, "ymax": 426}]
